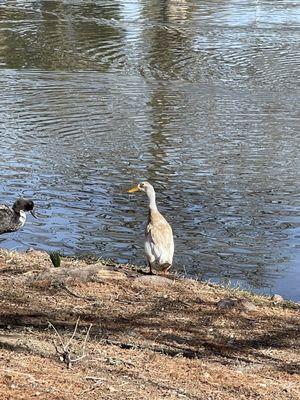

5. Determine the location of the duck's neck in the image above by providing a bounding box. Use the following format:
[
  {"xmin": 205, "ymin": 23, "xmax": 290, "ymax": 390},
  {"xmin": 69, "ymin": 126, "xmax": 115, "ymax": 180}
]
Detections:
[
  {"xmin": 147, "ymin": 188, "xmax": 158, "ymax": 212},
  {"xmin": 16, "ymin": 210, "xmax": 26, "ymax": 223},
  {"xmin": 12, "ymin": 209, "xmax": 26, "ymax": 226}
]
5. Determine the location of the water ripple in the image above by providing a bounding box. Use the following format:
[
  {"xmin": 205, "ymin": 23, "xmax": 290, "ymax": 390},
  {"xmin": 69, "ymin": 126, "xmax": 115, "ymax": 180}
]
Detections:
[{"xmin": 0, "ymin": 1, "xmax": 299, "ymax": 300}]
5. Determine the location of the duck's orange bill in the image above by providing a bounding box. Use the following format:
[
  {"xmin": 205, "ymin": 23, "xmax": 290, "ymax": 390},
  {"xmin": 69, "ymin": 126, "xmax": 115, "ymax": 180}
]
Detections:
[{"xmin": 127, "ymin": 186, "xmax": 140, "ymax": 193}]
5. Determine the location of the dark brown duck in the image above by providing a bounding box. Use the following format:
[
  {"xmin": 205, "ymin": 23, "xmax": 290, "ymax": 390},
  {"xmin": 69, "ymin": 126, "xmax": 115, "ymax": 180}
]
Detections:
[{"xmin": 0, "ymin": 199, "xmax": 37, "ymax": 234}]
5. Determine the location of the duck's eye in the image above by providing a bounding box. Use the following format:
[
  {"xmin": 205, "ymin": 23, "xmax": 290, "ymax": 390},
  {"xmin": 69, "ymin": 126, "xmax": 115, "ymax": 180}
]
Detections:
[{"xmin": 140, "ymin": 183, "xmax": 144, "ymax": 188}]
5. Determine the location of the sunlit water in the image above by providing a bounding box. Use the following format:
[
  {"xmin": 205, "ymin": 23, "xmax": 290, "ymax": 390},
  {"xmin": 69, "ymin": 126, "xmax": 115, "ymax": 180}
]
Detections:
[{"xmin": 0, "ymin": 1, "xmax": 299, "ymax": 300}]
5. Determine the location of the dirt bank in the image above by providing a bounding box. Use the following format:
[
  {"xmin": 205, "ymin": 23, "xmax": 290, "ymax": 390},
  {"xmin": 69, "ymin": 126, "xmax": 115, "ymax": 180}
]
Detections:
[{"xmin": 0, "ymin": 249, "xmax": 299, "ymax": 399}]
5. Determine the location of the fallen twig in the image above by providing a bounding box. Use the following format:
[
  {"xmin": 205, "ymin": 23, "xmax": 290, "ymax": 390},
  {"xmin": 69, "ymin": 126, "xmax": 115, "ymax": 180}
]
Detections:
[
  {"xmin": 85, "ymin": 376, "xmax": 107, "ymax": 382},
  {"xmin": 61, "ymin": 283, "xmax": 98, "ymax": 302},
  {"xmin": 48, "ymin": 318, "xmax": 92, "ymax": 368}
]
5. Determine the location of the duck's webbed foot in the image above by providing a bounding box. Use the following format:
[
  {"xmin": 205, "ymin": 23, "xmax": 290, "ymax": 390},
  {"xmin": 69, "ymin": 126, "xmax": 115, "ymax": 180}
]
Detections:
[{"xmin": 161, "ymin": 263, "xmax": 171, "ymax": 275}]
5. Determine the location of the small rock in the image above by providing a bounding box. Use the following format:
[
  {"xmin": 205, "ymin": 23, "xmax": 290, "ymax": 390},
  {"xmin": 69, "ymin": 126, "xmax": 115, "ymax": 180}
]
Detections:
[
  {"xmin": 237, "ymin": 298, "xmax": 257, "ymax": 312},
  {"xmin": 217, "ymin": 298, "xmax": 236, "ymax": 309},
  {"xmin": 271, "ymin": 294, "xmax": 284, "ymax": 303},
  {"xmin": 217, "ymin": 298, "xmax": 257, "ymax": 312}
]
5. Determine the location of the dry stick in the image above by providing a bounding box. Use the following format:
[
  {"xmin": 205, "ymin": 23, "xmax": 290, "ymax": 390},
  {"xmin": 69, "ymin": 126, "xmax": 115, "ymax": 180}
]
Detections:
[
  {"xmin": 62, "ymin": 285, "xmax": 84, "ymax": 299},
  {"xmin": 48, "ymin": 321, "xmax": 72, "ymax": 366},
  {"xmin": 82, "ymin": 324, "xmax": 92, "ymax": 353},
  {"xmin": 65, "ymin": 317, "xmax": 80, "ymax": 350},
  {"xmin": 48, "ymin": 319, "xmax": 93, "ymax": 368},
  {"xmin": 104, "ymin": 338, "xmax": 199, "ymax": 359},
  {"xmin": 48, "ymin": 321, "xmax": 65, "ymax": 349},
  {"xmin": 85, "ymin": 376, "xmax": 107, "ymax": 382},
  {"xmin": 61, "ymin": 283, "xmax": 97, "ymax": 301},
  {"xmin": 71, "ymin": 323, "xmax": 92, "ymax": 363}
]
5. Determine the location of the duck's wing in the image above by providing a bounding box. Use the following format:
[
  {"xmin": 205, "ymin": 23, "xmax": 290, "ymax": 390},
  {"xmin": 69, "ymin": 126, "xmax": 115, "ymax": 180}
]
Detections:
[
  {"xmin": 147, "ymin": 220, "xmax": 172, "ymax": 246},
  {"xmin": 146, "ymin": 212, "xmax": 174, "ymax": 262},
  {"xmin": 0, "ymin": 205, "xmax": 14, "ymax": 234}
]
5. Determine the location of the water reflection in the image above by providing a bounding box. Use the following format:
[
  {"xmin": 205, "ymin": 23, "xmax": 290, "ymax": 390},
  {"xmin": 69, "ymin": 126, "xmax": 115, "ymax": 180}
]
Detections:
[
  {"xmin": 0, "ymin": 0, "xmax": 124, "ymax": 70},
  {"xmin": 142, "ymin": 0, "xmax": 192, "ymax": 22},
  {"xmin": 0, "ymin": 0, "xmax": 299, "ymax": 300}
]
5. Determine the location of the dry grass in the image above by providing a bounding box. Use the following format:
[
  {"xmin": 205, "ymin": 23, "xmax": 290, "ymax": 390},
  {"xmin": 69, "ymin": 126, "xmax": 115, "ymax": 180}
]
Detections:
[{"xmin": 0, "ymin": 249, "xmax": 299, "ymax": 399}]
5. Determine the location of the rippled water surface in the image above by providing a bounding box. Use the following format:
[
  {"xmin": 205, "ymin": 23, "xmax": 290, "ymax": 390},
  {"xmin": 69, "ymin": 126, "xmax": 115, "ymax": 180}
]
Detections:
[{"xmin": 0, "ymin": 0, "xmax": 299, "ymax": 300}]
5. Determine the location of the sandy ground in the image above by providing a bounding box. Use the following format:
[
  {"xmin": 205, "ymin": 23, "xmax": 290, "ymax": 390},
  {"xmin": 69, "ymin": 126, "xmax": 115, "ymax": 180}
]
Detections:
[{"xmin": 0, "ymin": 249, "xmax": 299, "ymax": 399}]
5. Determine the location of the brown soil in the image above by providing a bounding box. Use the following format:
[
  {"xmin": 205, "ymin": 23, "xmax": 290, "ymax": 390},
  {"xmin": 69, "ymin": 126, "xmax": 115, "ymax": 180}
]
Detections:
[{"xmin": 0, "ymin": 249, "xmax": 299, "ymax": 399}]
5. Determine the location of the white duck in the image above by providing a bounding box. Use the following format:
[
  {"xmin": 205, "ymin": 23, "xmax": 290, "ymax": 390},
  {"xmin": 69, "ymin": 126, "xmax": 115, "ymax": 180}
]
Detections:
[
  {"xmin": 128, "ymin": 182, "xmax": 174, "ymax": 274},
  {"xmin": 0, "ymin": 198, "xmax": 37, "ymax": 234}
]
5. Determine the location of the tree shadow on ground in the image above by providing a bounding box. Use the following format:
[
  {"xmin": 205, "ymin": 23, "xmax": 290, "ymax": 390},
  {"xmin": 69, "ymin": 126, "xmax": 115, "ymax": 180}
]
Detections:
[{"xmin": 0, "ymin": 291, "xmax": 299, "ymax": 376}]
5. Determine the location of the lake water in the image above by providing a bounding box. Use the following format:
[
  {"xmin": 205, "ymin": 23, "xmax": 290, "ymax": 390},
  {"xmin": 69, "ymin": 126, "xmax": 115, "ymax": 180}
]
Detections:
[{"xmin": 0, "ymin": 0, "xmax": 299, "ymax": 301}]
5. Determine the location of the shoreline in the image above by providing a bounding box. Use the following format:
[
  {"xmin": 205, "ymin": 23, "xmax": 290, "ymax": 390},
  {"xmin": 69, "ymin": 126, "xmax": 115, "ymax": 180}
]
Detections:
[
  {"xmin": 1, "ymin": 243, "xmax": 298, "ymax": 303},
  {"xmin": 3, "ymin": 240, "xmax": 299, "ymax": 303},
  {"xmin": 53, "ymin": 251, "xmax": 300, "ymax": 306},
  {"xmin": 0, "ymin": 248, "xmax": 299, "ymax": 399}
]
